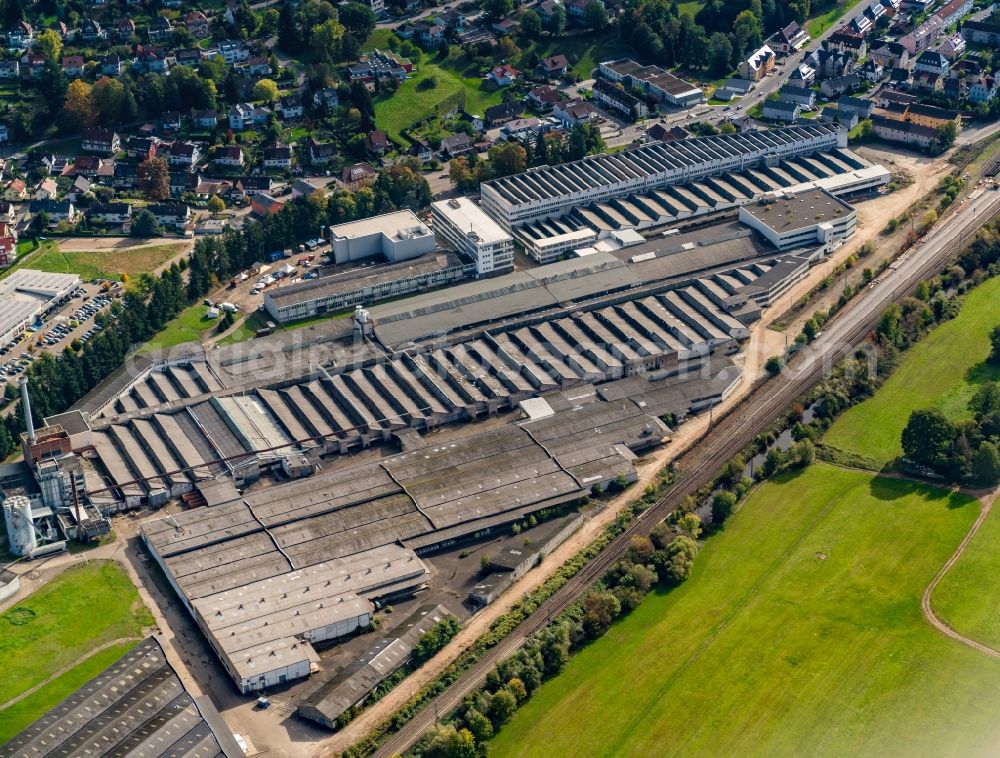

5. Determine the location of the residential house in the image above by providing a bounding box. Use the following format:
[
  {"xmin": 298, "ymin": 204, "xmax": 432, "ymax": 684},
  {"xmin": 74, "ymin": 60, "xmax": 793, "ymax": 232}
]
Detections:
[
  {"xmin": 280, "ymin": 93, "xmax": 303, "ymax": 119},
  {"xmin": 61, "ymin": 55, "xmax": 85, "ymax": 78},
  {"xmin": 527, "ymin": 85, "xmax": 563, "ymax": 111},
  {"xmin": 860, "ymin": 58, "xmax": 884, "ymax": 82},
  {"xmin": 414, "ymin": 19, "xmax": 445, "ymax": 47},
  {"xmin": 491, "ymin": 18, "xmax": 517, "ymax": 36},
  {"xmin": 591, "ymin": 79, "xmax": 648, "ymax": 118},
  {"xmin": 771, "ymin": 21, "xmax": 810, "ymax": 54},
  {"xmin": 147, "ymin": 203, "xmax": 191, "ymax": 230},
  {"xmin": 167, "ymin": 141, "xmax": 200, "ymax": 166},
  {"xmin": 125, "ymin": 136, "xmax": 157, "ymax": 160},
  {"xmin": 263, "ymin": 144, "xmax": 293, "ymax": 169},
  {"xmin": 251, "ymin": 193, "xmax": 284, "ymax": 216},
  {"xmin": 837, "ymin": 94, "xmax": 874, "ymax": 120},
  {"xmin": 233, "ymin": 175, "xmax": 275, "ymax": 198},
  {"xmin": 185, "ymin": 10, "xmax": 210, "ymax": 37},
  {"xmin": 536, "ymin": 54, "xmax": 569, "ymax": 79},
  {"xmin": 101, "ymin": 54, "xmax": 122, "ymax": 76},
  {"xmin": 646, "ymin": 123, "xmax": 694, "ymax": 142},
  {"xmin": 192, "ymin": 109, "xmax": 219, "ymax": 129},
  {"xmin": 81, "ymin": 128, "xmax": 121, "ymax": 154},
  {"xmin": 73, "ymin": 156, "xmax": 104, "ymax": 176},
  {"xmin": 552, "ymin": 97, "xmax": 599, "ymax": 126},
  {"xmin": 135, "ymin": 48, "xmax": 169, "ymax": 73},
  {"xmin": 738, "ymin": 45, "xmax": 775, "ymax": 81},
  {"xmin": 148, "ymin": 16, "xmax": 173, "ymax": 43},
  {"xmin": 440, "ymin": 133, "xmax": 474, "ymax": 158},
  {"xmin": 913, "ymin": 70, "xmax": 943, "ymax": 91},
  {"xmin": 968, "ymin": 74, "xmax": 998, "ymax": 104},
  {"xmin": 228, "ymin": 103, "xmax": 253, "ymax": 130},
  {"xmin": 0, "ymin": 60, "xmax": 18, "ymax": 79},
  {"xmin": 489, "ymin": 64, "xmax": 520, "ymax": 87},
  {"xmin": 788, "ymin": 62, "xmax": 817, "ymax": 86},
  {"xmin": 408, "ymin": 140, "xmax": 433, "ymax": 163},
  {"xmin": 28, "ymin": 199, "xmax": 77, "ymax": 225},
  {"xmin": 804, "ymin": 48, "xmax": 854, "ymax": 79},
  {"xmin": 826, "ymin": 29, "xmax": 866, "ymax": 56},
  {"xmin": 0, "ymin": 224, "xmax": 15, "ymax": 267},
  {"xmin": 112, "ymin": 162, "xmax": 139, "ymax": 189},
  {"xmin": 80, "ymin": 18, "xmax": 103, "ymax": 41},
  {"xmin": 934, "ymin": 0, "xmax": 972, "ymax": 28},
  {"xmin": 565, "ymin": 0, "xmax": 600, "ymax": 23},
  {"xmin": 0, "ymin": 201, "xmax": 14, "ymax": 225},
  {"xmin": 939, "ymin": 35, "xmax": 965, "ymax": 62},
  {"xmin": 26, "ymin": 52, "xmax": 47, "ymax": 78},
  {"xmin": 4, "ymin": 178, "xmax": 27, "ymax": 201},
  {"xmin": 763, "ymin": 99, "xmax": 800, "ymax": 122},
  {"xmin": 168, "ymin": 171, "xmax": 198, "ymax": 197},
  {"xmin": 906, "ymin": 103, "xmax": 960, "ymax": 128},
  {"xmin": 176, "ymin": 48, "xmax": 203, "ymax": 67},
  {"xmin": 161, "ymin": 111, "xmax": 182, "ymax": 131},
  {"xmin": 778, "ymin": 84, "xmax": 816, "ymax": 109},
  {"xmin": 820, "ymin": 106, "xmax": 859, "ymax": 129},
  {"xmin": 484, "ymin": 100, "xmax": 524, "ymax": 127},
  {"xmin": 914, "ymin": 49, "xmax": 949, "ymax": 76},
  {"xmin": 820, "ymin": 73, "xmax": 861, "ymax": 98},
  {"xmin": 899, "ymin": 15, "xmax": 943, "ymax": 55},
  {"xmin": 364, "ymin": 130, "xmax": 390, "ymax": 156},
  {"xmin": 219, "ymin": 40, "xmax": 251, "ymax": 64},
  {"xmin": 889, "ymin": 66, "xmax": 911, "ymax": 85},
  {"xmin": 88, "ymin": 202, "xmax": 132, "ymax": 225},
  {"xmin": 872, "ymin": 115, "xmax": 937, "ymax": 147},
  {"xmin": 961, "ymin": 20, "xmax": 1000, "ymax": 47},
  {"xmin": 313, "ymin": 87, "xmax": 339, "ymax": 113},
  {"xmin": 116, "ymin": 17, "xmax": 137, "ymax": 41},
  {"xmin": 6, "ymin": 20, "xmax": 33, "ymax": 50},
  {"xmin": 340, "ymin": 163, "xmax": 376, "ymax": 190},
  {"xmin": 944, "ymin": 76, "xmax": 965, "ymax": 100},
  {"xmin": 66, "ymin": 176, "xmax": 91, "ymax": 202},
  {"xmin": 214, "ymin": 145, "xmax": 244, "ymax": 168},
  {"xmin": 848, "ymin": 12, "xmax": 872, "ymax": 35},
  {"xmin": 245, "ymin": 55, "xmax": 271, "ymax": 76},
  {"xmin": 307, "ymin": 138, "xmax": 338, "ymax": 165}
]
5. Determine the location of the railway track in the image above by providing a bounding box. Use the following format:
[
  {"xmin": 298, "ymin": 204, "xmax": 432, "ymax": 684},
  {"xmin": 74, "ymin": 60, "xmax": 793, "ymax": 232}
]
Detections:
[{"xmin": 369, "ymin": 190, "xmax": 1000, "ymax": 758}]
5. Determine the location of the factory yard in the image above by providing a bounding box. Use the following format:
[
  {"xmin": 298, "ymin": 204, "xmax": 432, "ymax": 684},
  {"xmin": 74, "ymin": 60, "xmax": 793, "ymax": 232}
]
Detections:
[
  {"xmin": 0, "ymin": 560, "xmax": 153, "ymax": 741},
  {"xmin": 825, "ymin": 275, "xmax": 1000, "ymax": 463},
  {"xmin": 489, "ymin": 464, "xmax": 1000, "ymax": 758}
]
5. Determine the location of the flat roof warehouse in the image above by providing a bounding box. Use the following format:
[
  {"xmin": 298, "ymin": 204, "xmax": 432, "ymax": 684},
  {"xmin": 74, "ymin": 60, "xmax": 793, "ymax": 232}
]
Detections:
[{"xmin": 742, "ymin": 187, "xmax": 855, "ymax": 232}]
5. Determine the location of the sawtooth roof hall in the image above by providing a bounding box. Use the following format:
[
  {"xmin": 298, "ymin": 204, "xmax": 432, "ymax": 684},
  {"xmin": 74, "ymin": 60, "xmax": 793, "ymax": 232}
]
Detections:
[{"xmin": 480, "ymin": 124, "xmax": 846, "ymax": 227}]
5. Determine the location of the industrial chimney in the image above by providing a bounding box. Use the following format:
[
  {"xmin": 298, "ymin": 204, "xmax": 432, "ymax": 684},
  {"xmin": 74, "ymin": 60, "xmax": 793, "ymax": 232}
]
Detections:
[{"xmin": 19, "ymin": 377, "xmax": 35, "ymax": 444}]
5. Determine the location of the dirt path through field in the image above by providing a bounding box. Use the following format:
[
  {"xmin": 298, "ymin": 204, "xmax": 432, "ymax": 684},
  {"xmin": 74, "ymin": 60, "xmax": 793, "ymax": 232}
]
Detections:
[{"xmin": 922, "ymin": 489, "xmax": 1000, "ymax": 659}]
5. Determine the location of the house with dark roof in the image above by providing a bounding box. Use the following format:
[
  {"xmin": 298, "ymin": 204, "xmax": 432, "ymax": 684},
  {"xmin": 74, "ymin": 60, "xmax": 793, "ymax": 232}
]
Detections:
[
  {"xmin": 536, "ymin": 55, "xmax": 569, "ymax": 78},
  {"xmin": 527, "ymin": 85, "xmax": 563, "ymax": 111},
  {"xmin": 306, "ymin": 138, "xmax": 339, "ymax": 165},
  {"xmin": 440, "ymin": 133, "xmax": 474, "ymax": 158},
  {"xmin": 778, "ymin": 84, "xmax": 816, "ymax": 109},
  {"xmin": 341, "ymin": 163, "xmax": 378, "ymax": 189},
  {"xmin": 763, "ymin": 99, "xmax": 800, "ymax": 122},
  {"xmin": 280, "ymin": 94, "xmax": 303, "ymax": 119},
  {"xmin": 771, "ymin": 21, "xmax": 810, "ymax": 54},
  {"xmin": 263, "ymin": 144, "xmax": 293, "ymax": 169},
  {"xmin": 365, "ymin": 130, "xmax": 391, "ymax": 155},
  {"xmin": 484, "ymin": 100, "xmax": 524, "ymax": 127},
  {"xmin": 591, "ymin": 79, "xmax": 648, "ymax": 119},
  {"xmin": 81, "ymin": 128, "xmax": 120, "ymax": 155}
]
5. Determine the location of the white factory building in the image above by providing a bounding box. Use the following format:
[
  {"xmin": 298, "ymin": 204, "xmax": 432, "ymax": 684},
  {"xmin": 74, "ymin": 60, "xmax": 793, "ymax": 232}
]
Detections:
[
  {"xmin": 739, "ymin": 188, "xmax": 857, "ymax": 250},
  {"xmin": 329, "ymin": 210, "xmax": 436, "ymax": 264},
  {"xmin": 430, "ymin": 197, "xmax": 514, "ymax": 276},
  {"xmin": 0, "ymin": 270, "xmax": 81, "ymax": 346},
  {"xmin": 479, "ymin": 124, "xmax": 848, "ymax": 229}
]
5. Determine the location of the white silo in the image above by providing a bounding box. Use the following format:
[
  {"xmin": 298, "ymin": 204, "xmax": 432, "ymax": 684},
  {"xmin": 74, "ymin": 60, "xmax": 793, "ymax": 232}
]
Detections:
[{"xmin": 3, "ymin": 496, "xmax": 37, "ymax": 556}]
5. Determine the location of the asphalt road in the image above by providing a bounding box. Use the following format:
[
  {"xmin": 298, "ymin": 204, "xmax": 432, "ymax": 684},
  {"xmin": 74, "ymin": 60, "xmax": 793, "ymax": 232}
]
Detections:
[{"xmin": 369, "ymin": 185, "xmax": 1000, "ymax": 758}]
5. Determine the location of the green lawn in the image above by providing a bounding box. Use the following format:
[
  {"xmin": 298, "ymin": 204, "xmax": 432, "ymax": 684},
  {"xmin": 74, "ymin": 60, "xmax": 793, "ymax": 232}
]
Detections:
[
  {"xmin": 0, "ymin": 561, "xmax": 152, "ymax": 707},
  {"xmin": 490, "ymin": 464, "xmax": 1000, "ymax": 758},
  {"xmin": 0, "ymin": 641, "xmax": 136, "ymax": 743},
  {"xmin": 512, "ymin": 32, "xmax": 632, "ymax": 81},
  {"xmin": 138, "ymin": 302, "xmax": 218, "ymax": 352},
  {"xmin": 217, "ymin": 310, "xmax": 270, "ymax": 346},
  {"xmin": 27, "ymin": 243, "xmax": 186, "ymax": 282},
  {"xmin": 933, "ymin": 506, "xmax": 1000, "ymax": 651},
  {"xmin": 807, "ymin": 0, "xmax": 867, "ymax": 36},
  {"xmin": 676, "ymin": 0, "xmax": 704, "ymax": 18},
  {"xmin": 824, "ymin": 276, "xmax": 1000, "ymax": 462}
]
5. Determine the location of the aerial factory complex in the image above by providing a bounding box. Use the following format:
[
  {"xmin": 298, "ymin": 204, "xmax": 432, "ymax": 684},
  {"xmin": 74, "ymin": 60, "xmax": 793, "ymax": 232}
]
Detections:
[{"xmin": 2, "ymin": 121, "xmax": 888, "ymax": 737}]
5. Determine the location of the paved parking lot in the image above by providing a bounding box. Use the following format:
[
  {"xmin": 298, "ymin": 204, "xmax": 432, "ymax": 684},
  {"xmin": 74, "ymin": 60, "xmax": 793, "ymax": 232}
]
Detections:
[{"xmin": 0, "ymin": 281, "xmax": 117, "ymax": 390}]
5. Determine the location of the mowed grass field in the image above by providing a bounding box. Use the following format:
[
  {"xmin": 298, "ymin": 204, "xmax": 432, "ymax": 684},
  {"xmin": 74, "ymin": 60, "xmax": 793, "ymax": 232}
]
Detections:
[
  {"xmin": 491, "ymin": 464, "xmax": 1000, "ymax": 758},
  {"xmin": 139, "ymin": 302, "xmax": 218, "ymax": 351},
  {"xmin": 29, "ymin": 243, "xmax": 186, "ymax": 281},
  {"xmin": 824, "ymin": 276, "xmax": 1000, "ymax": 462},
  {"xmin": 933, "ymin": 506, "xmax": 1000, "ymax": 651},
  {"xmin": 0, "ymin": 561, "xmax": 151, "ymax": 736}
]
